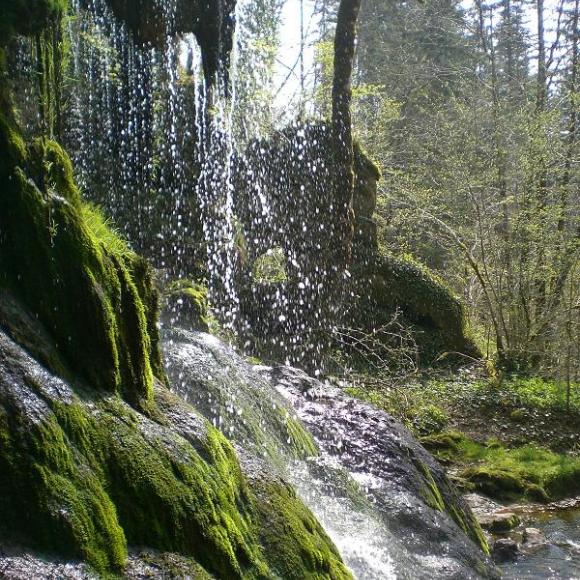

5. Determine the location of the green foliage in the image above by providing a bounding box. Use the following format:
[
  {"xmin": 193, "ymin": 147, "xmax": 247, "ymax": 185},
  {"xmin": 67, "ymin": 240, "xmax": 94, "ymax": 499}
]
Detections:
[
  {"xmin": 409, "ymin": 404, "xmax": 450, "ymax": 436},
  {"xmin": 252, "ymin": 247, "xmax": 287, "ymax": 283},
  {"xmin": 345, "ymin": 384, "xmax": 449, "ymax": 436},
  {"xmin": 493, "ymin": 376, "xmax": 580, "ymax": 413},
  {"xmin": 422, "ymin": 431, "xmax": 580, "ymax": 502},
  {"xmin": 346, "ymin": 371, "xmax": 580, "ymax": 450}
]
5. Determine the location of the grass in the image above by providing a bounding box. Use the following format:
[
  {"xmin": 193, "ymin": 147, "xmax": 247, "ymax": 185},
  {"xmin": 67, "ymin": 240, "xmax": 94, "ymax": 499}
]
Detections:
[
  {"xmin": 344, "ymin": 371, "xmax": 580, "ymax": 449},
  {"xmin": 81, "ymin": 202, "xmax": 134, "ymax": 259},
  {"xmin": 481, "ymin": 375, "xmax": 580, "ymax": 413},
  {"xmin": 421, "ymin": 431, "xmax": 580, "ymax": 502}
]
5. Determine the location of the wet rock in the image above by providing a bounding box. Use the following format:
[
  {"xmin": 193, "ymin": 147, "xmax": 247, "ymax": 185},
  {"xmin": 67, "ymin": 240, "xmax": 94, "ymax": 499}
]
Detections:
[
  {"xmin": 492, "ymin": 539, "xmax": 520, "ymax": 562},
  {"xmin": 164, "ymin": 329, "xmax": 500, "ymax": 578},
  {"xmin": 262, "ymin": 364, "xmax": 500, "ymax": 578},
  {"xmin": 522, "ymin": 527, "xmax": 546, "ymax": 549},
  {"xmin": 0, "ymin": 319, "xmax": 349, "ymax": 578},
  {"xmin": 478, "ymin": 512, "xmax": 521, "ymax": 533}
]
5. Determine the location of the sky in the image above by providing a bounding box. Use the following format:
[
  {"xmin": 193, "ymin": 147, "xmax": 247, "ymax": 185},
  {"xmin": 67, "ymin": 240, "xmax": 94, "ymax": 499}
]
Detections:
[
  {"xmin": 269, "ymin": 0, "xmax": 563, "ymax": 112},
  {"xmin": 273, "ymin": 0, "xmax": 317, "ymax": 111}
]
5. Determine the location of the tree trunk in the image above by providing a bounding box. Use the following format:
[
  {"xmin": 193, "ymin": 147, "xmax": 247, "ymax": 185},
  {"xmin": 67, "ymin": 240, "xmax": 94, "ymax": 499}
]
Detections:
[
  {"xmin": 332, "ymin": 0, "xmax": 362, "ymax": 270},
  {"xmin": 536, "ymin": 0, "xmax": 547, "ymax": 111}
]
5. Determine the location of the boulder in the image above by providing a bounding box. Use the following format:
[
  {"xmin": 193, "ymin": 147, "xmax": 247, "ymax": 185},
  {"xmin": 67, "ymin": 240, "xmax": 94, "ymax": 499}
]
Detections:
[
  {"xmin": 478, "ymin": 512, "xmax": 521, "ymax": 533},
  {"xmin": 492, "ymin": 539, "xmax": 520, "ymax": 562},
  {"xmin": 522, "ymin": 527, "xmax": 546, "ymax": 550}
]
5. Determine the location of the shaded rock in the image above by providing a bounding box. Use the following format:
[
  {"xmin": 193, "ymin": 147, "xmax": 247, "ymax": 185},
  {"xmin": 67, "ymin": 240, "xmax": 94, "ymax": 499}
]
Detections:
[
  {"xmin": 492, "ymin": 539, "xmax": 520, "ymax": 563},
  {"xmin": 349, "ymin": 252, "xmax": 481, "ymax": 366},
  {"xmin": 101, "ymin": 0, "xmax": 236, "ymax": 85},
  {"xmin": 478, "ymin": 512, "xmax": 521, "ymax": 533}
]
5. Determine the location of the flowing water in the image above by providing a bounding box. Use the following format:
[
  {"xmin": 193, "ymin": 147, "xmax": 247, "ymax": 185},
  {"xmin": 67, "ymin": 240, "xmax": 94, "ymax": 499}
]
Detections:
[
  {"xmin": 163, "ymin": 328, "xmax": 497, "ymax": 579},
  {"xmin": 500, "ymin": 506, "xmax": 580, "ymax": 579}
]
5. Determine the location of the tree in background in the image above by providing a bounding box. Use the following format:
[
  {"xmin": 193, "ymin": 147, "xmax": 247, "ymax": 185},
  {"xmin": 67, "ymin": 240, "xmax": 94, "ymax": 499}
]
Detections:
[
  {"xmin": 234, "ymin": 0, "xmax": 284, "ymax": 140},
  {"xmin": 311, "ymin": 0, "xmax": 579, "ymax": 380}
]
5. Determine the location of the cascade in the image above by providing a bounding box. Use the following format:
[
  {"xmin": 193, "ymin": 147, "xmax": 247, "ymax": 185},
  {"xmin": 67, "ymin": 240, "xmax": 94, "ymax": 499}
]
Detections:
[{"xmin": 27, "ymin": 0, "xmax": 341, "ymax": 368}]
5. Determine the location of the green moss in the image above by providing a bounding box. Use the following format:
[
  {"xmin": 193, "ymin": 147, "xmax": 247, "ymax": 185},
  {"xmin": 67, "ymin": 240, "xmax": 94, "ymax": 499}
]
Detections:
[
  {"xmin": 0, "ymin": 361, "xmax": 350, "ymax": 578},
  {"xmin": 413, "ymin": 458, "xmax": 489, "ymax": 555},
  {"xmin": 254, "ymin": 479, "xmax": 353, "ymax": 579},
  {"xmin": 422, "ymin": 430, "xmax": 580, "ymax": 503},
  {"xmin": 0, "ymin": 0, "xmax": 67, "ymax": 43},
  {"xmin": 165, "ymin": 279, "xmax": 211, "ymax": 332},
  {"xmin": 450, "ymin": 505, "xmax": 490, "ymax": 556},
  {"xmin": 0, "ymin": 404, "xmax": 127, "ymax": 574},
  {"xmin": 415, "ymin": 460, "xmax": 445, "ymax": 511},
  {"xmin": 285, "ymin": 416, "xmax": 319, "ymax": 458},
  {"xmin": 351, "ymin": 251, "xmax": 480, "ymax": 365},
  {"xmin": 0, "ymin": 118, "xmax": 159, "ymax": 411}
]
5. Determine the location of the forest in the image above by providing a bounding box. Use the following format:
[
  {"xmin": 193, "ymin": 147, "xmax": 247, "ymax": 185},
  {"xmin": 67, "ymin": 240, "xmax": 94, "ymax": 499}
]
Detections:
[{"xmin": 0, "ymin": 0, "xmax": 578, "ymax": 578}]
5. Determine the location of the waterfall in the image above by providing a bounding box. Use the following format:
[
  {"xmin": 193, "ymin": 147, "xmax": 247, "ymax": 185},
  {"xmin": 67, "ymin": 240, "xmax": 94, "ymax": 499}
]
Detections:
[{"xmin": 7, "ymin": 0, "xmax": 350, "ymax": 371}]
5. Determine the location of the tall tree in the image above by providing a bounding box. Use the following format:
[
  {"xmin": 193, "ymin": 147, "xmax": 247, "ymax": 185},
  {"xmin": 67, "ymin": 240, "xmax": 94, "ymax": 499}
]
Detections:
[{"xmin": 332, "ymin": 0, "xmax": 362, "ymax": 268}]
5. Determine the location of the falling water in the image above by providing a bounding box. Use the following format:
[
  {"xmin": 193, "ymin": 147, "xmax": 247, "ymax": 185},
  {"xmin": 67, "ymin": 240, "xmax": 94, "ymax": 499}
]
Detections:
[{"xmin": 7, "ymin": 0, "xmax": 348, "ymax": 371}]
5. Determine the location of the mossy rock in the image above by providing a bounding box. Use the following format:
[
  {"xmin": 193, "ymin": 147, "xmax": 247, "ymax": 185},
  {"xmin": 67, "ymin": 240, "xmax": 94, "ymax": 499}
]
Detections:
[
  {"xmin": 350, "ymin": 252, "xmax": 481, "ymax": 366},
  {"xmin": 478, "ymin": 512, "xmax": 521, "ymax": 533},
  {"xmin": 420, "ymin": 431, "xmax": 467, "ymax": 462},
  {"xmin": 0, "ymin": 54, "xmax": 349, "ymax": 578},
  {"xmin": 0, "ymin": 104, "xmax": 161, "ymax": 412},
  {"xmin": 253, "ymin": 476, "xmax": 351, "ymax": 579},
  {"xmin": 0, "ymin": 324, "xmax": 351, "ymax": 578},
  {"xmin": 163, "ymin": 327, "xmax": 318, "ymax": 466},
  {"xmin": 164, "ymin": 280, "xmax": 210, "ymax": 332},
  {"xmin": 460, "ymin": 467, "xmax": 548, "ymax": 502}
]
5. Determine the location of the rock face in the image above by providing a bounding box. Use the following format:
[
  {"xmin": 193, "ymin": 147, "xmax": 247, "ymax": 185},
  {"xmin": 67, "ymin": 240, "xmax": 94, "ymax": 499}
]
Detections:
[
  {"xmin": 164, "ymin": 329, "xmax": 499, "ymax": 579},
  {"xmin": 0, "ymin": 312, "xmax": 351, "ymax": 578},
  {"xmin": 0, "ymin": 36, "xmax": 350, "ymax": 575},
  {"xmin": 234, "ymin": 124, "xmax": 479, "ymax": 367},
  {"xmin": 265, "ymin": 365, "xmax": 498, "ymax": 579},
  {"xmin": 491, "ymin": 539, "xmax": 520, "ymax": 563},
  {"xmin": 101, "ymin": 0, "xmax": 236, "ymax": 85}
]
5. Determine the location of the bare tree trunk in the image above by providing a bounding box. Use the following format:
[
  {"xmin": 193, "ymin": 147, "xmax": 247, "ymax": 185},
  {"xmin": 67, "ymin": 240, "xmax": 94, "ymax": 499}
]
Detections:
[
  {"xmin": 332, "ymin": 0, "xmax": 362, "ymax": 270},
  {"xmin": 536, "ymin": 0, "xmax": 547, "ymax": 111}
]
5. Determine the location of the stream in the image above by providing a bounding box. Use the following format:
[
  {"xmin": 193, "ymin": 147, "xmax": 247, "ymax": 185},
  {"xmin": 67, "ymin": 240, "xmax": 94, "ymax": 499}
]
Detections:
[{"xmin": 500, "ymin": 505, "xmax": 580, "ymax": 579}]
